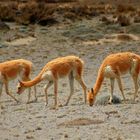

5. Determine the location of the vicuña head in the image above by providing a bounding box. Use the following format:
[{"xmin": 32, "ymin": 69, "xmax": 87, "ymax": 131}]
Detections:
[
  {"xmin": 17, "ymin": 80, "xmax": 26, "ymax": 95},
  {"xmin": 87, "ymin": 88, "xmax": 96, "ymax": 106}
]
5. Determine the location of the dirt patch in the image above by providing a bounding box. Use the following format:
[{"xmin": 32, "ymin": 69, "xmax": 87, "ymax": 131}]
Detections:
[
  {"xmin": 121, "ymin": 120, "xmax": 140, "ymax": 124},
  {"xmin": 58, "ymin": 118, "xmax": 104, "ymax": 127},
  {"xmin": 4, "ymin": 36, "xmax": 36, "ymax": 46},
  {"xmin": 83, "ymin": 33, "xmax": 140, "ymax": 45},
  {"xmin": 116, "ymin": 33, "xmax": 139, "ymax": 41}
]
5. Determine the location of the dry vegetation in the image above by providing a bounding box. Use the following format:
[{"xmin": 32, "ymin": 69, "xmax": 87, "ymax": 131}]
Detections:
[{"xmin": 0, "ymin": 0, "xmax": 139, "ymax": 25}]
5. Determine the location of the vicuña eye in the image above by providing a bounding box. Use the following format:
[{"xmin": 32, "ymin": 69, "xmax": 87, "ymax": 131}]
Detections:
[{"xmin": 90, "ymin": 99, "xmax": 93, "ymax": 102}]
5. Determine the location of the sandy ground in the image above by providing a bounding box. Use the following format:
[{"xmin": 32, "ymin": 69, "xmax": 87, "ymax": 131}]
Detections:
[{"xmin": 0, "ymin": 17, "xmax": 140, "ymax": 140}]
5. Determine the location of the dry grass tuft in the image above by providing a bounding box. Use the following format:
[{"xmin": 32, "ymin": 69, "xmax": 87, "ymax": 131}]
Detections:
[
  {"xmin": 134, "ymin": 10, "xmax": 140, "ymax": 23},
  {"xmin": 116, "ymin": 15, "xmax": 131, "ymax": 26},
  {"xmin": 0, "ymin": 1, "xmax": 100, "ymax": 25},
  {"xmin": 0, "ymin": 0, "xmax": 139, "ymax": 25},
  {"xmin": 0, "ymin": 2, "xmax": 18, "ymax": 22},
  {"xmin": 117, "ymin": 4, "xmax": 136, "ymax": 13},
  {"xmin": 100, "ymin": 16, "xmax": 115, "ymax": 25}
]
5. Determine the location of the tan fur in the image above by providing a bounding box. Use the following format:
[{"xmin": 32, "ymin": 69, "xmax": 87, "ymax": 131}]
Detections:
[
  {"xmin": 0, "ymin": 59, "xmax": 37, "ymax": 103},
  {"xmin": 87, "ymin": 52, "xmax": 140, "ymax": 106},
  {"xmin": 17, "ymin": 56, "xmax": 87, "ymax": 109}
]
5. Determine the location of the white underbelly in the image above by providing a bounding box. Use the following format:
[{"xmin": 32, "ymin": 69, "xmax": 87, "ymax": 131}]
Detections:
[
  {"xmin": 104, "ymin": 65, "xmax": 117, "ymax": 78},
  {"xmin": 41, "ymin": 70, "xmax": 53, "ymax": 81}
]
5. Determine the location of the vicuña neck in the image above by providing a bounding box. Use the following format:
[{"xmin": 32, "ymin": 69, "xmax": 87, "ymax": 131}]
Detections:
[
  {"xmin": 93, "ymin": 67, "xmax": 104, "ymax": 96},
  {"xmin": 23, "ymin": 68, "xmax": 46, "ymax": 87}
]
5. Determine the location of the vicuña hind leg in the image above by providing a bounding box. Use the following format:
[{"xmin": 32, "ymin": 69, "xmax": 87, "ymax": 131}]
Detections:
[
  {"xmin": 116, "ymin": 75, "xmax": 126, "ymax": 101},
  {"xmin": 33, "ymin": 85, "xmax": 37, "ymax": 102},
  {"xmin": 0, "ymin": 83, "xmax": 3, "ymax": 99},
  {"xmin": 109, "ymin": 78, "xmax": 115, "ymax": 104},
  {"xmin": 53, "ymin": 80, "xmax": 58, "ymax": 109},
  {"xmin": 44, "ymin": 81, "xmax": 53, "ymax": 106},
  {"xmin": 75, "ymin": 75, "xmax": 87, "ymax": 104},
  {"xmin": 138, "ymin": 77, "xmax": 140, "ymax": 87},
  {"xmin": 65, "ymin": 72, "xmax": 74, "ymax": 106},
  {"xmin": 27, "ymin": 88, "xmax": 31, "ymax": 104},
  {"xmin": 132, "ymin": 74, "xmax": 139, "ymax": 101},
  {"xmin": 0, "ymin": 83, "xmax": 3, "ymax": 108}
]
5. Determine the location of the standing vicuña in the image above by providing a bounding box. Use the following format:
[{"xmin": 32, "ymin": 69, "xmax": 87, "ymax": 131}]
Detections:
[
  {"xmin": 0, "ymin": 59, "xmax": 37, "ymax": 103},
  {"xmin": 87, "ymin": 52, "xmax": 140, "ymax": 106},
  {"xmin": 17, "ymin": 56, "xmax": 87, "ymax": 109}
]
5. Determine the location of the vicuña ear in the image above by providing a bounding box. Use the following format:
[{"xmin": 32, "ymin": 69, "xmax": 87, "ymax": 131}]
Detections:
[
  {"xmin": 18, "ymin": 80, "xmax": 24, "ymax": 86},
  {"xmin": 91, "ymin": 88, "xmax": 94, "ymax": 93}
]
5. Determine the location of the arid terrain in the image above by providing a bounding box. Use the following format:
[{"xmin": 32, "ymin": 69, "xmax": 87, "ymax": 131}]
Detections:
[{"xmin": 0, "ymin": 0, "xmax": 140, "ymax": 140}]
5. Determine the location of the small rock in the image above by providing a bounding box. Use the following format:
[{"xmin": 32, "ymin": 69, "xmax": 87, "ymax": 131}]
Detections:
[
  {"xmin": 0, "ymin": 21, "xmax": 10, "ymax": 30},
  {"xmin": 26, "ymin": 135, "xmax": 34, "ymax": 139},
  {"xmin": 19, "ymin": 26, "xmax": 28, "ymax": 33},
  {"xmin": 14, "ymin": 134, "xmax": 19, "ymax": 137},
  {"xmin": 0, "ymin": 44, "xmax": 8, "ymax": 48},
  {"xmin": 64, "ymin": 134, "xmax": 68, "ymax": 138},
  {"xmin": 1, "ymin": 105, "xmax": 5, "ymax": 109},
  {"xmin": 95, "ymin": 95, "xmax": 121, "ymax": 105},
  {"xmin": 57, "ymin": 114, "xmax": 67, "ymax": 118},
  {"xmin": 134, "ymin": 16, "xmax": 140, "ymax": 23},
  {"xmin": 36, "ymin": 126, "xmax": 42, "ymax": 130}
]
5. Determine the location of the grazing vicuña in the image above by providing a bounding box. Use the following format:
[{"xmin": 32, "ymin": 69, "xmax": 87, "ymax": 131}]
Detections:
[
  {"xmin": 17, "ymin": 56, "xmax": 87, "ymax": 109},
  {"xmin": 87, "ymin": 52, "xmax": 140, "ymax": 106}
]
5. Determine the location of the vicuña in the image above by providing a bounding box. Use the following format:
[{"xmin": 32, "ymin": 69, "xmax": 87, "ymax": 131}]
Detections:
[
  {"xmin": 87, "ymin": 52, "xmax": 140, "ymax": 106},
  {"xmin": 0, "ymin": 59, "xmax": 36, "ymax": 103},
  {"xmin": 17, "ymin": 56, "xmax": 87, "ymax": 109}
]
